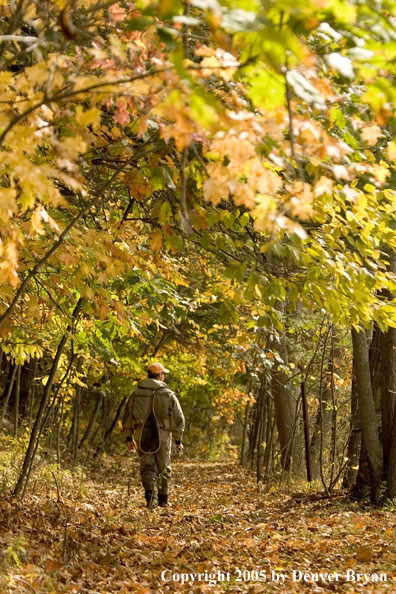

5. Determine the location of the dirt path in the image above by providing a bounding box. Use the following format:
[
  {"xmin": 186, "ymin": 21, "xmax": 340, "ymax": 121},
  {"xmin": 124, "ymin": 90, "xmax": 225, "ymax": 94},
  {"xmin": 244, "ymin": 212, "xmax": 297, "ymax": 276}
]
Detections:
[{"xmin": 0, "ymin": 455, "xmax": 395, "ymax": 593}]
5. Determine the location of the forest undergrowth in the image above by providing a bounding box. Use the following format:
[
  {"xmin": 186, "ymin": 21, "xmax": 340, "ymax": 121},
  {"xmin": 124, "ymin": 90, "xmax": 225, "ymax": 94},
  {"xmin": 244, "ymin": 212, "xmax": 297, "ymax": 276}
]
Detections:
[{"xmin": 1, "ymin": 455, "xmax": 396, "ymax": 594}]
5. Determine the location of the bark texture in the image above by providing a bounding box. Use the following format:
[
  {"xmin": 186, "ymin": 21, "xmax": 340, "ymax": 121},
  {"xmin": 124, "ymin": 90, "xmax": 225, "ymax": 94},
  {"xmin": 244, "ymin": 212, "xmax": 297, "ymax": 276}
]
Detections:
[
  {"xmin": 310, "ymin": 348, "xmax": 335, "ymax": 481},
  {"xmin": 271, "ymin": 315, "xmax": 304, "ymax": 477},
  {"xmin": 351, "ymin": 326, "xmax": 383, "ymax": 503}
]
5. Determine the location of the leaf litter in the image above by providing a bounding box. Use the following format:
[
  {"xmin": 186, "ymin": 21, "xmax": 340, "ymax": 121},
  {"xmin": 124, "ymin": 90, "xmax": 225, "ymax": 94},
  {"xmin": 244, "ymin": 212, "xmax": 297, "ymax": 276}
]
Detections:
[{"xmin": 0, "ymin": 455, "xmax": 396, "ymax": 593}]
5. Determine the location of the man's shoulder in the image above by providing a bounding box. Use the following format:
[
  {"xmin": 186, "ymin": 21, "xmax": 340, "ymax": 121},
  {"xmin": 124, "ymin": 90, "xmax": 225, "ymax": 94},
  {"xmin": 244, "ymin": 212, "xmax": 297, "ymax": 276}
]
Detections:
[{"xmin": 136, "ymin": 379, "xmax": 173, "ymax": 394}]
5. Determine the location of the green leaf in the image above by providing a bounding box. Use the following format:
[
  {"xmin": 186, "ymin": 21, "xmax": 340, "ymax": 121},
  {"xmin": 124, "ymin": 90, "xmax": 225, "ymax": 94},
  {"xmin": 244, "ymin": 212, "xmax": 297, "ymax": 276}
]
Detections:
[
  {"xmin": 220, "ymin": 311, "xmax": 232, "ymax": 325},
  {"xmin": 235, "ymin": 262, "xmax": 247, "ymax": 282},
  {"xmin": 330, "ymin": 107, "xmax": 346, "ymax": 128},
  {"xmin": 125, "ymin": 17, "xmax": 152, "ymax": 31},
  {"xmin": 159, "ymin": 201, "xmax": 171, "ymax": 222},
  {"xmin": 240, "ymin": 212, "xmax": 250, "ymax": 227},
  {"xmin": 248, "ymin": 68, "xmax": 286, "ymax": 109},
  {"xmin": 343, "ymin": 131, "xmax": 359, "ymax": 149},
  {"xmin": 223, "ymin": 212, "xmax": 235, "ymax": 229},
  {"xmin": 200, "ymin": 235, "xmax": 212, "ymax": 249}
]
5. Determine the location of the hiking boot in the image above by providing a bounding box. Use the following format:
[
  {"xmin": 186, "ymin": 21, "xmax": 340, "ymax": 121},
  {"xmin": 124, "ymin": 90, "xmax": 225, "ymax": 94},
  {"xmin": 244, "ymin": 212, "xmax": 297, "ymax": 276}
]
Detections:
[
  {"xmin": 158, "ymin": 494, "xmax": 168, "ymax": 507},
  {"xmin": 145, "ymin": 490, "xmax": 156, "ymax": 507}
]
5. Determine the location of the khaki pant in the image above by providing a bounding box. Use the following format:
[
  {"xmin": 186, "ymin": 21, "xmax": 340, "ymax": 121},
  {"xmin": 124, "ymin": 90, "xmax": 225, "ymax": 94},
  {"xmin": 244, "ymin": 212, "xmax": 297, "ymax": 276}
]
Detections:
[{"xmin": 134, "ymin": 427, "xmax": 171, "ymax": 495}]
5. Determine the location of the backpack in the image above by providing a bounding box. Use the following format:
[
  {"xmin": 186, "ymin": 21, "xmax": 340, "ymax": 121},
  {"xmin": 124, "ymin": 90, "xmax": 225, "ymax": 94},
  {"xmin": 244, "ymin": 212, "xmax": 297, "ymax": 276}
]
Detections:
[{"xmin": 139, "ymin": 389, "xmax": 160, "ymax": 454}]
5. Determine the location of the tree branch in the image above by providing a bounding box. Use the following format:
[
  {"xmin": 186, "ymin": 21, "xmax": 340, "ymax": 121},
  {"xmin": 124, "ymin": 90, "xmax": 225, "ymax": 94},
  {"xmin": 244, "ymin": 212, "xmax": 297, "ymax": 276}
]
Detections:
[{"xmin": 0, "ymin": 158, "xmax": 134, "ymax": 331}]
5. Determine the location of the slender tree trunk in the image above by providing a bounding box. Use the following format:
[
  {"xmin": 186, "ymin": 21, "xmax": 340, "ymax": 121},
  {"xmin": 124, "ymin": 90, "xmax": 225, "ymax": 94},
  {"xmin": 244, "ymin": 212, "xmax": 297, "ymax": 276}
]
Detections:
[
  {"xmin": 79, "ymin": 391, "xmax": 104, "ymax": 450},
  {"xmin": 89, "ymin": 396, "xmax": 111, "ymax": 447},
  {"xmin": 70, "ymin": 384, "xmax": 81, "ymax": 463},
  {"xmin": 57, "ymin": 394, "xmax": 65, "ymax": 468},
  {"xmin": 18, "ymin": 362, "xmax": 36, "ymax": 416},
  {"xmin": 240, "ymin": 401, "xmax": 250, "ymax": 466},
  {"xmin": 310, "ymin": 351, "xmax": 334, "ymax": 480},
  {"xmin": 0, "ymin": 364, "xmax": 17, "ymax": 426},
  {"xmin": 256, "ymin": 382, "xmax": 266, "ymax": 482},
  {"xmin": 13, "ymin": 365, "xmax": 21, "ymax": 438},
  {"xmin": 13, "ymin": 298, "xmax": 84, "ymax": 498},
  {"xmin": 271, "ymin": 315, "xmax": 304, "ymax": 476},
  {"xmin": 28, "ymin": 359, "xmax": 38, "ymax": 436},
  {"xmin": 380, "ymin": 256, "xmax": 396, "ymax": 497},
  {"xmin": 386, "ymin": 414, "xmax": 396, "ymax": 498},
  {"xmin": 351, "ymin": 326, "xmax": 383, "ymax": 504},
  {"xmin": 264, "ymin": 414, "xmax": 275, "ymax": 485},
  {"xmin": 369, "ymin": 325, "xmax": 382, "ymax": 411},
  {"xmin": 263, "ymin": 389, "xmax": 273, "ymax": 479},
  {"xmin": 343, "ymin": 357, "xmax": 361, "ymax": 488},
  {"xmin": 47, "ymin": 405, "xmax": 55, "ymax": 461},
  {"xmin": 301, "ymin": 382, "xmax": 311, "ymax": 482},
  {"xmin": 0, "ymin": 361, "xmax": 14, "ymax": 404},
  {"xmin": 380, "ymin": 324, "xmax": 396, "ymax": 473},
  {"xmin": 248, "ymin": 394, "xmax": 260, "ymax": 469},
  {"xmin": 94, "ymin": 396, "xmax": 127, "ymax": 458}
]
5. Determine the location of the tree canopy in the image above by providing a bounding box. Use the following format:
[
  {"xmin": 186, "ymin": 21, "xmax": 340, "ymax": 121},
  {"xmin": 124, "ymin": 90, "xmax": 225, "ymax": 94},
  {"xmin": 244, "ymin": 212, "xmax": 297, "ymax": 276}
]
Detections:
[{"xmin": 2, "ymin": 0, "xmax": 396, "ymax": 497}]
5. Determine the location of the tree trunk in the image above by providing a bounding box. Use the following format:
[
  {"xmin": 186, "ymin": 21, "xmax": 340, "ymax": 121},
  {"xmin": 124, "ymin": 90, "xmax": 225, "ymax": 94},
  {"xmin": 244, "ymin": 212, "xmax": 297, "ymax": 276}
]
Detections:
[
  {"xmin": 13, "ymin": 298, "xmax": 84, "ymax": 498},
  {"xmin": 380, "ymin": 324, "xmax": 396, "ymax": 474},
  {"xmin": 351, "ymin": 326, "xmax": 383, "ymax": 504},
  {"xmin": 0, "ymin": 364, "xmax": 17, "ymax": 426},
  {"xmin": 379, "ymin": 256, "xmax": 396, "ymax": 497},
  {"xmin": 271, "ymin": 319, "xmax": 304, "ymax": 477},
  {"xmin": 28, "ymin": 359, "xmax": 38, "ymax": 436},
  {"xmin": 248, "ymin": 392, "xmax": 260, "ymax": 469},
  {"xmin": 70, "ymin": 384, "xmax": 81, "ymax": 463},
  {"xmin": 343, "ymin": 357, "xmax": 361, "ymax": 488},
  {"xmin": 264, "ymin": 414, "xmax": 275, "ymax": 485},
  {"xmin": 88, "ymin": 395, "xmax": 112, "ymax": 446},
  {"xmin": 13, "ymin": 365, "xmax": 21, "ymax": 438},
  {"xmin": 256, "ymin": 382, "xmax": 266, "ymax": 482},
  {"xmin": 79, "ymin": 391, "xmax": 104, "ymax": 450},
  {"xmin": 94, "ymin": 396, "xmax": 127, "ymax": 458},
  {"xmin": 310, "ymin": 346, "xmax": 335, "ymax": 480},
  {"xmin": 240, "ymin": 401, "xmax": 250, "ymax": 466}
]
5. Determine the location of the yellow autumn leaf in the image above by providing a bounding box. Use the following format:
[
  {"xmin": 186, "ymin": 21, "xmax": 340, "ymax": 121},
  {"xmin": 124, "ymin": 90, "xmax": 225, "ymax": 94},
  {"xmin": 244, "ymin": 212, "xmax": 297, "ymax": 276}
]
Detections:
[
  {"xmin": 0, "ymin": 240, "xmax": 19, "ymax": 286},
  {"xmin": 0, "ymin": 261, "xmax": 17, "ymax": 286},
  {"xmin": 25, "ymin": 62, "xmax": 49, "ymax": 86},
  {"xmin": 130, "ymin": 79, "xmax": 151, "ymax": 96},
  {"xmin": 230, "ymin": 182, "xmax": 256, "ymax": 209},
  {"xmin": 203, "ymin": 178, "xmax": 230, "ymax": 205},
  {"xmin": 0, "ymin": 72, "xmax": 13, "ymax": 85},
  {"xmin": 26, "ymin": 297, "xmax": 40, "ymax": 317},
  {"xmin": 60, "ymin": 137, "xmax": 88, "ymax": 159},
  {"xmin": 75, "ymin": 106, "xmax": 102, "ymax": 128},
  {"xmin": 287, "ymin": 181, "xmax": 314, "ymax": 221},
  {"xmin": 150, "ymin": 229, "xmax": 163, "ymax": 250},
  {"xmin": 0, "ymin": 188, "xmax": 17, "ymax": 222},
  {"xmin": 314, "ymin": 176, "xmax": 334, "ymax": 197},
  {"xmin": 387, "ymin": 140, "xmax": 396, "ymax": 161},
  {"xmin": 30, "ymin": 207, "xmax": 45, "ymax": 235},
  {"xmin": 372, "ymin": 164, "xmax": 390, "ymax": 183},
  {"xmin": 252, "ymin": 194, "xmax": 276, "ymax": 230},
  {"xmin": 211, "ymin": 137, "xmax": 256, "ymax": 175},
  {"xmin": 361, "ymin": 124, "xmax": 382, "ymax": 146},
  {"xmin": 81, "ymin": 286, "xmax": 95, "ymax": 299},
  {"xmin": 247, "ymin": 160, "xmax": 283, "ymax": 194}
]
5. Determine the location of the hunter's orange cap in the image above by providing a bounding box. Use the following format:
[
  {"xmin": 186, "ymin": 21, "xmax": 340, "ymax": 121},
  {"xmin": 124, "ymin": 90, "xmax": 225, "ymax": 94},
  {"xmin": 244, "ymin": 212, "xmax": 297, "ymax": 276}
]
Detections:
[{"xmin": 147, "ymin": 363, "xmax": 169, "ymax": 374}]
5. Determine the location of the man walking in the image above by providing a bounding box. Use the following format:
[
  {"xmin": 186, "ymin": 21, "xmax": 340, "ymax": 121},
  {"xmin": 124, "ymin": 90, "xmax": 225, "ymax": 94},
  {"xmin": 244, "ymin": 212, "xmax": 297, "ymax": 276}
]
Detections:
[{"xmin": 122, "ymin": 363, "xmax": 185, "ymax": 507}]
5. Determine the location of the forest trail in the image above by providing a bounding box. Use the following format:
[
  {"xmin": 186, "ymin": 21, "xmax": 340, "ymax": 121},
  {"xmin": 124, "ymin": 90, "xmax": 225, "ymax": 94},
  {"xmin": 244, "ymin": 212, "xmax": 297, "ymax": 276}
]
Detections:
[{"xmin": 0, "ymin": 456, "xmax": 395, "ymax": 593}]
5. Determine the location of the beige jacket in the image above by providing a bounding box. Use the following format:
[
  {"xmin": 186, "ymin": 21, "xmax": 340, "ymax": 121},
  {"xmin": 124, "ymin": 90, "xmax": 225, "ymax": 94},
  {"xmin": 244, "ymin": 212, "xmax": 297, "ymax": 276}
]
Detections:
[{"xmin": 122, "ymin": 378, "xmax": 185, "ymax": 442}]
